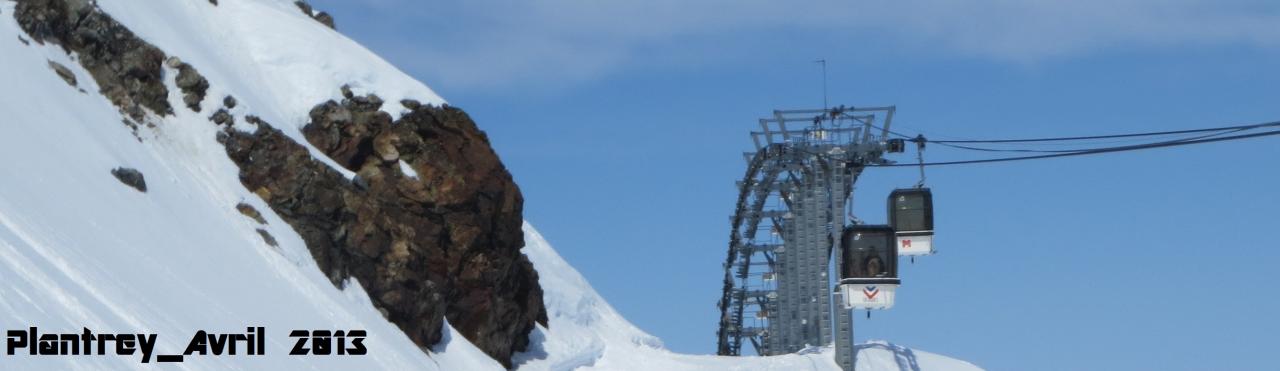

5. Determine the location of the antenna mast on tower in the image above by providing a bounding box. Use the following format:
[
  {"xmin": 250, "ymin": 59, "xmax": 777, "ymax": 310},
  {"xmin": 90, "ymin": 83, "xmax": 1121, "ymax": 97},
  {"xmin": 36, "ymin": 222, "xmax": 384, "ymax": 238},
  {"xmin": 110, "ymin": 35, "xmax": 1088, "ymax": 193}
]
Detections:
[{"xmin": 815, "ymin": 59, "xmax": 828, "ymax": 109}]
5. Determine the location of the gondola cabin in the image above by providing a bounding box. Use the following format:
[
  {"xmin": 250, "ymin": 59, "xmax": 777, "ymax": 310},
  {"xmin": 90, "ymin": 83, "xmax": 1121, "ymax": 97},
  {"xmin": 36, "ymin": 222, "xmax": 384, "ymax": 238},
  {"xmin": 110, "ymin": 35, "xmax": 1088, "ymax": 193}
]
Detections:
[
  {"xmin": 838, "ymin": 225, "xmax": 900, "ymax": 310},
  {"xmin": 888, "ymin": 188, "xmax": 934, "ymax": 256}
]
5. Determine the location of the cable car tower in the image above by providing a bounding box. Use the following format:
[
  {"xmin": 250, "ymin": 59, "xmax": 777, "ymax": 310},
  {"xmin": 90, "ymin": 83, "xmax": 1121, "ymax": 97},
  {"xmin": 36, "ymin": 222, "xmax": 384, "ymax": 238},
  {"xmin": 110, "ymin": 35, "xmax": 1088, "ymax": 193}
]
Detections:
[
  {"xmin": 714, "ymin": 100, "xmax": 1280, "ymax": 369},
  {"xmin": 715, "ymin": 106, "xmax": 912, "ymax": 370}
]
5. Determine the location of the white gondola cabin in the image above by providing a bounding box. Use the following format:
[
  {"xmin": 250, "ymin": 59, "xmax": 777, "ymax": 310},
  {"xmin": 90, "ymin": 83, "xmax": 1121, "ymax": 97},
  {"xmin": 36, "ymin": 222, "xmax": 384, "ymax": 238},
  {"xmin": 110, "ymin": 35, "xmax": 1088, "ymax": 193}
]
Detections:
[
  {"xmin": 888, "ymin": 188, "xmax": 934, "ymax": 256},
  {"xmin": 838, "ymin": 225, "xmax": 900, "ymax": 310}
]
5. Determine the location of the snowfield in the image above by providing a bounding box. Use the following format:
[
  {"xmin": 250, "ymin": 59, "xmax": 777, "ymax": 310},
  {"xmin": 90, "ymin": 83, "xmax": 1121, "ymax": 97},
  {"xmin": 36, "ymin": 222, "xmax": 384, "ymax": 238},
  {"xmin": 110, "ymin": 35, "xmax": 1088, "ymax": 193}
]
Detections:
[
  {"xmin": 0, "ymin": 0, "xmax": 980, "ymax": 369},
  {"xmin": 516, "ymin": 225, "xmax": 981, "ymax": 371}
]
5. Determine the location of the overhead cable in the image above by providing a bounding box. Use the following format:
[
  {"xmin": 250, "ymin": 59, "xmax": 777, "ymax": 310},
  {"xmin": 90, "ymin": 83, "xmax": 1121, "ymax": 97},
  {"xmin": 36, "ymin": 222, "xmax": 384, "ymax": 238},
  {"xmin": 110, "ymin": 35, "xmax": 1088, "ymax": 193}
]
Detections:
[{"xmin": 866, "ymin": 128, "xmax": 1280, "ymax": 167}]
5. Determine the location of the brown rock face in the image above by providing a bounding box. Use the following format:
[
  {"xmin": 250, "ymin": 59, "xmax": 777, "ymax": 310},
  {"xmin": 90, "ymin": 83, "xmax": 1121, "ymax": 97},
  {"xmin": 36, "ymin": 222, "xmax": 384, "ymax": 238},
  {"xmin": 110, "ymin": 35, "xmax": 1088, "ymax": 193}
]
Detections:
[
  {"xmin": 17, "ymin": 0, "xmax": 546, "ymax": 366},
  {"xmin": 16, "ymin": 0, "xmax": 173, "ymax": 121},
  {"xmin": 170, "ymin": 58, "xmax": 210, "ymax": 112},
  {"xmin": 224, "ymin": 95, "xmax": 546, "ymax": 366},
  {"xmin": 294, "ymin": 0, "xmax": 336, "ymax": 29}
]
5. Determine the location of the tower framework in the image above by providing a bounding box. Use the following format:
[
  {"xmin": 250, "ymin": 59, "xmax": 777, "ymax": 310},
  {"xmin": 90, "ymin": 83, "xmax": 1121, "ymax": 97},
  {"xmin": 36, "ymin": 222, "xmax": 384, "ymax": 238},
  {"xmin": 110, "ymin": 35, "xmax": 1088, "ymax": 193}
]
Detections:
[{"xmin": 715, "ymin": 106, "xmax": 897, "ymax": 369}]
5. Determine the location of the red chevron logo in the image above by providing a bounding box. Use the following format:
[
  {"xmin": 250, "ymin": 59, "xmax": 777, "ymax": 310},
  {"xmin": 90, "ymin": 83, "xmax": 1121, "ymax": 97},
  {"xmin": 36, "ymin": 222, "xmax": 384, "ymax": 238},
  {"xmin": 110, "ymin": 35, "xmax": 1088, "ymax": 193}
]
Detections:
[{"xmin": 863, "ymin": 286, "xmax": 879, "ymax": 300}]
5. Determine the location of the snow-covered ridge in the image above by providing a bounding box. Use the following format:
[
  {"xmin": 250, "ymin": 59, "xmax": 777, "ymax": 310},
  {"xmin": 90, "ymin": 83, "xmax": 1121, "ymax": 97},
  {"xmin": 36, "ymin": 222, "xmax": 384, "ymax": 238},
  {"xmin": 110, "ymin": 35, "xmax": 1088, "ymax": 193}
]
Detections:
[
  {"xmin": 96, "ymin": 0, "xmax": 444, "ymax": 179},
  {"xmin": 0, "ymin": 0, "xmax": 980, "ymax": 369}
]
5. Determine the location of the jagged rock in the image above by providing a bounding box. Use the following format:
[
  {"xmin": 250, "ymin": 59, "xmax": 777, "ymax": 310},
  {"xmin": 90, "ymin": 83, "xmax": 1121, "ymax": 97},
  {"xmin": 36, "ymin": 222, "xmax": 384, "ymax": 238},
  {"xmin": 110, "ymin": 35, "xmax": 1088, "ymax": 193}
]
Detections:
[
  {"xmin": 325, "ymin": 105, "xmax": 352, "ymax": 123},
  {"xmin": 400, "ymin": 99, "xmax": 422, "ymax": 110},
  {"xmin": 293, "ymin": 1, "xmax": 335, "ymax": 29},
  {"xmin": 210, "ymin": 108, "xmax": 233, "ymax": 126},
  {"xmin": 223, "ymin": 95, "xmax": 237, "ymax": 109},
  {"xmin": 47, "ymin": 60, "xmax": 76, "ymax": 87},
  {"xmin": 174, "ymin": 64, "xmax": 204, "ymax": 89},
  {"xmin": 236, "ymin": 202, "xmax": 268, "ymax": 224},
  {"xmin": 244, "ymin": 114, "xmax": 265, "ymax": 126},
  {"xmin": 111, "ymin": 167, "xmax": 147, "ymax": 192},
  {"xmin": 22, "ymin": 0, "xmax": 543, "ymax": 365},
  {"xmin": 174, "ymin": 62, "xmax": 209, "ymax": 112},
  {"xmin": 293, "ymin": 1, "xmax": 312, "ymax": 15},
  {"xmin": 373, "ymin": 132, "xmax": 400, "ymax": 163},
  {"xmin": 313, "ymin": 12, "xmax": 335, "ymax": 29},
  {"xmin": 208, "ymin": 0, "xmax": 217, "ymax": 5},
  {"xmin": 350, "ymin": 93, "xmax": 382, "ymax": 110},
  {"xmin": 16, "ymin": 0, "xmax": 173, "ymax": 122},
  {"xmin": 223, "ymin": 121, "xmax": 449, "ymax": 353},
  {"xmin": 226, "ymin": 95, "xmax": 545, "ymax": 367},
  {"xmin": 255, "ymin": 229, "xmax": 278, "ymax": 247},
  {"xmin": 183, "ymin": 95, "xmax": 203, "ymax": 112},
  {"xmin": 304, "ymin": 100, "xmax": 377, "ymax": 169},
  {"xmin": 18, "ymin": 35, "xmax": 31, "ymax": 45}
]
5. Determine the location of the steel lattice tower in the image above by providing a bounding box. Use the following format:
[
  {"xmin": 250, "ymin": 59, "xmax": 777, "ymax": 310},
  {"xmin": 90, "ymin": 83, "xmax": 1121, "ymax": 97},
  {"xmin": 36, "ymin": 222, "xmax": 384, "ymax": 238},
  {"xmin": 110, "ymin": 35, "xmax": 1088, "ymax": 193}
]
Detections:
[{"xmin": 716, "ymin": 107, "xmax": 897, "ymax": 370}]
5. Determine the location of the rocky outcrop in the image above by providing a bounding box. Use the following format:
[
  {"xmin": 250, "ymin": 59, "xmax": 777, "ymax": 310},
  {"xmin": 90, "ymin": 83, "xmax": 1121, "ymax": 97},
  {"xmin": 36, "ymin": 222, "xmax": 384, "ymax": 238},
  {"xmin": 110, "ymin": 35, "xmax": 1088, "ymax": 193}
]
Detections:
[
  {"xmin": 300, "ymin": 91, "xmax": 546, "ymax": 364},
  {"xmin": 46, "ymin": 60, "xmax": 76, "ymax": 87},
  {"xmin": 16, "ymin": 0, "xmax": 172, "ymax": 122},
  {"xmin": 221, "ymin": 95, "xmax": 545, "ymax": 366},
  {"xmin": 168, "ymin": 57, "xmax": 209, "ymax": 112},
  {"xmin": 18, "ymin": 1, "xmax": 545, "ymax": 367},
  {"xmin": 256, "ymin": 229, "xmax": 279, "ymax": 247},
  {"xmin": 313, "ymin": 12, "xmax": 335, "ymax": 29},
  {"xmin": 210, "ymin": 108, "xmax": 234, "ymax": 126},
  {"xmin": 236, "ymin": 202, "xmax": 268, "ymax": 224},
  {"xmin": 111, "ymin": 167, "xmax": 147, "ymax": 192},
  {"xmin": 293, "ymin": 1, "xmax": 336, "ymax": 30}
]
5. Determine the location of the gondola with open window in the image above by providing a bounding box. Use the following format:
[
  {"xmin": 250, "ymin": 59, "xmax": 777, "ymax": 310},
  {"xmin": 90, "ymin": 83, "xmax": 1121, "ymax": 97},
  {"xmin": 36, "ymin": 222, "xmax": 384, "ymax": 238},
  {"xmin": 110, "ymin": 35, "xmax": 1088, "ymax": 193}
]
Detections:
[
  {"xmin": 838, "ymin": 225, "xmax": 900, "ymax": 310},
  {"xmin": 888, "ymin": 188, "xmax": 934, "ymax": 256}
]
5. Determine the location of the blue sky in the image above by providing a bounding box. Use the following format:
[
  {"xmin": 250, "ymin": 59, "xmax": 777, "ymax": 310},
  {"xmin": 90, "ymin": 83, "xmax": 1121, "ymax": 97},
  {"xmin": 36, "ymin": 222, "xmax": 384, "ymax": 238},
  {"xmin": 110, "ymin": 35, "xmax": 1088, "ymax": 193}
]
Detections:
[{"xmin": 311, "ymin": 1, "xmax": 1280, "ymax": 369}]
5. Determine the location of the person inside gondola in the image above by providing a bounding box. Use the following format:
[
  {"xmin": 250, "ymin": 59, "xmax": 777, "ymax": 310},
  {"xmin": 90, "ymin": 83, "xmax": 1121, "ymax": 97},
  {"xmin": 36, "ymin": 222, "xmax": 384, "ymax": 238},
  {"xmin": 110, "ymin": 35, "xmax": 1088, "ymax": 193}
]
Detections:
[{"xmin": 865, "ymin": 254, "xmax": 883, "ymax": 277}]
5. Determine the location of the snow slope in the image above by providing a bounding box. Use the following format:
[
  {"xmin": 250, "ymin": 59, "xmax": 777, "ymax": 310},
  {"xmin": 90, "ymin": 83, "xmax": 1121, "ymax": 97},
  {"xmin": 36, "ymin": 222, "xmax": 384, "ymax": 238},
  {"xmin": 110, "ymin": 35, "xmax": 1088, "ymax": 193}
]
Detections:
[
  {"xmin": 0, "ymin": 1, "xmax": 489, "ymax": 369},
  {"xmin": 515, "ymin": 224, "xmax": 981, "ymax": 371},
  {"xmin": 0, "ymin": 0, "xmax": 980, "ymax": 369}
]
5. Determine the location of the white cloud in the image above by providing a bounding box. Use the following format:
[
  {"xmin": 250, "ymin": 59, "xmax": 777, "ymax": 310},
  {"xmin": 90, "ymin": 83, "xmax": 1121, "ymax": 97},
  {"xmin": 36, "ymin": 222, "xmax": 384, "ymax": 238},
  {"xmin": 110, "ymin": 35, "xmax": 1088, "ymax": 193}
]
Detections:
[{"xmin": 335, "ymin": 0, "xmax": 1280, "ymax": 91}]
